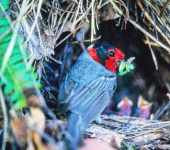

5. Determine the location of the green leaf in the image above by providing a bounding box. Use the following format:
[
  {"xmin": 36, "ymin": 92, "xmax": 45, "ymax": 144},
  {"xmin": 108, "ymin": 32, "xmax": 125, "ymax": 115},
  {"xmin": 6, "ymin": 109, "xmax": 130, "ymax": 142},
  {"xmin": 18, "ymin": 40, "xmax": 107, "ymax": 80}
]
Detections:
[
  {"xmin": 4, "ymin": 83, "xmax": 13, "ymax": 94},
  {"xmin": 0, "ymin": 1, "xmax": 9, "ymax": 10},
  {"xmin": 0, "ymin": 0, "xmax": 41, "ymax": 110}
]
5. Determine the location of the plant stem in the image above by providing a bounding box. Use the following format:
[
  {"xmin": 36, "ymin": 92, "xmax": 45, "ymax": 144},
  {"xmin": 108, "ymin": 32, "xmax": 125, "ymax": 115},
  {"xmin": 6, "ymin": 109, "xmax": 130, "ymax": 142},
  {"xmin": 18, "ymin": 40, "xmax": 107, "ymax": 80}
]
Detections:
[{"xmin": 0, "ymin": 87, "xmax": 8, "ymax": 150}]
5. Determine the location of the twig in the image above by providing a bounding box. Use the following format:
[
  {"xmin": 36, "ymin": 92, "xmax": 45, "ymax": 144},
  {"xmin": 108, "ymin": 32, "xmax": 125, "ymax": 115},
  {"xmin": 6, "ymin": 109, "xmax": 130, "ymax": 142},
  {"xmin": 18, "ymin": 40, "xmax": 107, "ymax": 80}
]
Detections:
[
  {"xmin": 145, "ymin": 36, "xmax": 158, "ymax": 70},
  {"xmin": 0, "ymin": 87, "xmax": 8, "ymax": 150},
  {"xmin": 154, "ymin": 101, "xmax": 170, "ymax": 120},
  {"xmin": 144, "ymin": 40, "xmax": 160, "ymax": 47},
  {"xmin": 109, "ymin": 1, "xmax": 170, "ymax": 53},
  {"xmin": 72, "ymin": 36, "xmax": 101, "ymax": 44},
  {"xmin": 25, "ymin": 0, "xmax": 43, "ymax": 44},
  {"xmin": 160, "ymin": 0, "xmax": 170, "ymax": 17},
  {"xmin": 137, "ymin": 1, "xmax": 170, "ymax": 46},
  {"xmin": 128, "ymin": 18, "xmax": 170, "ymax": 53}
]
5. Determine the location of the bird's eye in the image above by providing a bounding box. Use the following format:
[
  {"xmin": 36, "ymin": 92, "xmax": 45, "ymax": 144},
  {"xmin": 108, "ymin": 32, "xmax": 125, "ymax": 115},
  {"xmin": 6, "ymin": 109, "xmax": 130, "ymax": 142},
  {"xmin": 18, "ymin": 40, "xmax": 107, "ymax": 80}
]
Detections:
[{"xmin": 108, "ymin": 49, "xmax": 115, "ymax": 56}]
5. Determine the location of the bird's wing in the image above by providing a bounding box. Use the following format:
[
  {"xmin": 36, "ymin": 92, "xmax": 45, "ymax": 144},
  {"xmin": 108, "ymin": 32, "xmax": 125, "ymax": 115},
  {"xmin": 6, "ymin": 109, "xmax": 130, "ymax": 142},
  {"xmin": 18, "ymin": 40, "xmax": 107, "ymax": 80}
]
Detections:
[
  {"xmin": 59, "ymin": 43, "xmax": 74, "ymax": 82},
  {"xmin": 66, "ymin": 76, "xmax": 117, "ymax": 123},
  {"xmin": 66, "ymin": 76, "xmax": 116, "ymax": 149}
]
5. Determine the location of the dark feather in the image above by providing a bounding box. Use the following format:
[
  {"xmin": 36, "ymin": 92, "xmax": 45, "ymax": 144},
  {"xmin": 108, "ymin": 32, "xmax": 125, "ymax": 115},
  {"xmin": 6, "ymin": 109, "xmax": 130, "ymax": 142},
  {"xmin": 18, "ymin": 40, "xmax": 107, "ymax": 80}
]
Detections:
[{"xmin": 66, "ymin": 76, "xmax": 116, "ymax": 150}]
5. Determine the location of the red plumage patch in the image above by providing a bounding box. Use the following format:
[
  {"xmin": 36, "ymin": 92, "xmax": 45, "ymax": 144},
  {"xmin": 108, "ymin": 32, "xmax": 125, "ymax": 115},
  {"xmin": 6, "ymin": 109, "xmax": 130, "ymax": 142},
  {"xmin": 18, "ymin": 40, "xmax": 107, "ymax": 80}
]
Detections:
[
  {"xmin": 88, "ymin": 48, "xmax": 100, "ymax": 62},
  {"xmin": 105, "ymin": 57, "xmax": 117, "ymax": 73},
  {"xmin": 105, "ymin": 48, "xmax": 125, "ymax": 73},
  {"xmin": 114, "ymin": 48, "xmax": 125, "ymax": 61},
  {"xmin": 88, "ymin": 47, "xmax": 125, "ymax": 73}
]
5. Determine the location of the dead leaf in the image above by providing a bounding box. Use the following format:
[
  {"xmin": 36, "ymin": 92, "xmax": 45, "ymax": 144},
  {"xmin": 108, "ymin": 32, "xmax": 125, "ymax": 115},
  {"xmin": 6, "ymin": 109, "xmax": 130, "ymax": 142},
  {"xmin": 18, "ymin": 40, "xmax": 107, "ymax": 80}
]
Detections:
[{"xmin": 11, "ymin": 117, "xmax": 28, "ymax": 147}]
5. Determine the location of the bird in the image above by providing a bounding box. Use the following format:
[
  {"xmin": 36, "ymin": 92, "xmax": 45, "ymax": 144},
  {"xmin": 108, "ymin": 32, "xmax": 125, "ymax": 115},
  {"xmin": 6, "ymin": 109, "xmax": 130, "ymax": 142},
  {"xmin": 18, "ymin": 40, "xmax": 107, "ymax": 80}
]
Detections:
[
  {"xmin": 117, "ymin": 96, "xmax": 133, "ymax": 116},
  {"xmin": 136, "ymin": 95, "xmax": 152, "ymax": 119},
  {"xmin": 58, "ymin": 28, "xmax": 135, "ymax": 149}
]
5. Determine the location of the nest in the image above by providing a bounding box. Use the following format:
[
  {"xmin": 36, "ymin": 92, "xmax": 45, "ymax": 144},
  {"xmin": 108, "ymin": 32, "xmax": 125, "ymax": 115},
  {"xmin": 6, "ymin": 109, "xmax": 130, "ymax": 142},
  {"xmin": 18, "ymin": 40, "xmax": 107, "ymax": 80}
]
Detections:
[
  {"xmin": 87, "ymin": 115, "xmax": 170, "ymax": 150},
  {"xmin": 10, "ymin": 0, "xmax": 170, "ymax": 62}
]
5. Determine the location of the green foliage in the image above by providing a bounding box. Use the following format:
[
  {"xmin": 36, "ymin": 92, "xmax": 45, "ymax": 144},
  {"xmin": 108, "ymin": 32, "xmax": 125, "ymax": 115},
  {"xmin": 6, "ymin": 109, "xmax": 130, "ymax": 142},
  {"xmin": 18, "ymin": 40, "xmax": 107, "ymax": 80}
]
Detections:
[
  {"xmin": 0, "ymin": 0, "xmax": 40, "ymax": 110},
  {"xmin": 0, "ymin": 0, "xmax": 9, "ymax": 10}
]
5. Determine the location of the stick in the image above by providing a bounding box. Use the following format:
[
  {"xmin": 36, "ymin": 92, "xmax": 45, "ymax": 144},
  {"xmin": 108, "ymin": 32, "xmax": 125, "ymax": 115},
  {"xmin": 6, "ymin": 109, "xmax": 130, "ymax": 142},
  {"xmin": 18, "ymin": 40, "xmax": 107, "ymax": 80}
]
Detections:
[
  {"xmin": 0, "ymin": 88, "xmax": 8, "ymax": 150},
  {"xmin": 145, "ymin": 36, "xmax": 158, "ymax": 70}
]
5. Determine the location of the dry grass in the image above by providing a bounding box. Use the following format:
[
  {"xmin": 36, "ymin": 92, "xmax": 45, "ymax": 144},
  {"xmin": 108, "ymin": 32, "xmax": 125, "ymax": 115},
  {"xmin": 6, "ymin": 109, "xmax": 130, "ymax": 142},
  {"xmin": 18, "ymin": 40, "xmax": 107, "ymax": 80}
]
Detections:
[{"xmin": 9, "ymin": 0, "xmax": 169, "ymax": 60}]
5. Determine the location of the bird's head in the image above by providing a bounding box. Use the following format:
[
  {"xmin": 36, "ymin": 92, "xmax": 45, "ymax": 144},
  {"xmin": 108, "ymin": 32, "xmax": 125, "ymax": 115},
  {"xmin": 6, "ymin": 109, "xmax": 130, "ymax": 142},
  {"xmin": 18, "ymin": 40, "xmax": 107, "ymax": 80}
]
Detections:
[{"xmin": 88, "ymin": 42, "xmax": 135, "ymax": 75}]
